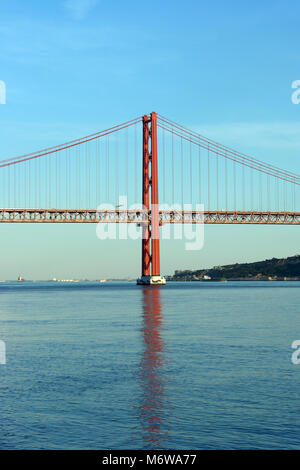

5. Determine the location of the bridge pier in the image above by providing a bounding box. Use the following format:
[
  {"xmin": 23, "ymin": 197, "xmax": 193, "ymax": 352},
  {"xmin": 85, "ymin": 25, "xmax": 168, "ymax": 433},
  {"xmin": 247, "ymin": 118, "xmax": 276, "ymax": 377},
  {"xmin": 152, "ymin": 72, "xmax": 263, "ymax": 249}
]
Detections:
[
  {"xmin": 137, "ymin": 112, "xmax": 166, "ymax": 286},
  {"xmin": 137, "ymin": 275, "xmax": 166, "ymax": 286}
]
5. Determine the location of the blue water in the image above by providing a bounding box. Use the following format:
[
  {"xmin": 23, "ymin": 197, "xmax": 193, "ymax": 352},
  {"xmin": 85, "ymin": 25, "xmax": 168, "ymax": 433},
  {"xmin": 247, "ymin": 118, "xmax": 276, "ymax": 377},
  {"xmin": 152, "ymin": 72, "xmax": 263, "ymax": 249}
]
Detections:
[{"xmin": 1, "ymin": 281, "xmax": 300, "ymax": 449}]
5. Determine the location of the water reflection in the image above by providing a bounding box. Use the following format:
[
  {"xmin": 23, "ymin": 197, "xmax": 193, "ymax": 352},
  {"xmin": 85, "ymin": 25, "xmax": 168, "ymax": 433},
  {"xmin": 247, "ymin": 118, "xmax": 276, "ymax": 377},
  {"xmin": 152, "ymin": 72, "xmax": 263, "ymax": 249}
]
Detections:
[{"xmin": 138, "ymin": 287, "xmax": 168, "ymax": 449}]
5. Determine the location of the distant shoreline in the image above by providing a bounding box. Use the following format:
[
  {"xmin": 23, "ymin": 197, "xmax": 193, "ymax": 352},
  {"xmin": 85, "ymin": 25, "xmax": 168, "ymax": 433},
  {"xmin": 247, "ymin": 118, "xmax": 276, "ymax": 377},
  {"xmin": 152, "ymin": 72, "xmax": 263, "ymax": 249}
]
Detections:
[
  {"xmin": 166, "ymin": 278, "xmax": 300, "ymax": 282},
  {"xmin": 0, "ymin": 279, "xmax": 300, "ymax": 285},
  {"xmin": 167, "ymin": 255, "xmax": 300, "ymax": 282}
]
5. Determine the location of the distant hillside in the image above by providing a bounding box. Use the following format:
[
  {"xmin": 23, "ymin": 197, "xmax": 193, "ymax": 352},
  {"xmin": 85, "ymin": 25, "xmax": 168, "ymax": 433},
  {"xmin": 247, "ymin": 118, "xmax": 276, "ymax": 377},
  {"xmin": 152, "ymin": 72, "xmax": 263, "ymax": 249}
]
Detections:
[{"xmin": 167, "ymin": 255, "xmax": 300, "ymax": 281}]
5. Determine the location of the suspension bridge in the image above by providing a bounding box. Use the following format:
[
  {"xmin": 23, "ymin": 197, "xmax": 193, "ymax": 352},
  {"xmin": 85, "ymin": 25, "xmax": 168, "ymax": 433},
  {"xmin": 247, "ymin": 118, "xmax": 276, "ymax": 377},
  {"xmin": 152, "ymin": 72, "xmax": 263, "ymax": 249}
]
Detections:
[{"xmin": 0, "ymin": 112, "xmax": 299, "ymax": 284}]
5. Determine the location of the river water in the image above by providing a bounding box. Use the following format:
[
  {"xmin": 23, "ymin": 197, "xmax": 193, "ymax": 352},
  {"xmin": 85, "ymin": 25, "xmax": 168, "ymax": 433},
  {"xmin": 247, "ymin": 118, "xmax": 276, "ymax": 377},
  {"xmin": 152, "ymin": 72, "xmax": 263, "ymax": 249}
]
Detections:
[{"xmin": 0, "ymin": 281, "xmax": 300, "ymax": 449}]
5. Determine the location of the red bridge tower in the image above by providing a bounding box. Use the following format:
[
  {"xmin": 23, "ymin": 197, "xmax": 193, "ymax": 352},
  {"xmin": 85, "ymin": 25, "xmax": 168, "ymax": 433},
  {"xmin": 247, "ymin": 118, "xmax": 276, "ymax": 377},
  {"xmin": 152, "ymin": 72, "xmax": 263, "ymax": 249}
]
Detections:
[{"xmin": 137, "ymin": 112, "xmax": 166, "ymax": 285}]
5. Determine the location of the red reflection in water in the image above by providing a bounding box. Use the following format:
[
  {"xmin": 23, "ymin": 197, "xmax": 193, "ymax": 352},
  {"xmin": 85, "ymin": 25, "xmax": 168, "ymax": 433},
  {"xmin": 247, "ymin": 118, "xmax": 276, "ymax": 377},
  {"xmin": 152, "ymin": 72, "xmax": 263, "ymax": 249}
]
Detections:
[{"xmin": 138, "ymin": 287, "xmax": 168, "ymax": 449}]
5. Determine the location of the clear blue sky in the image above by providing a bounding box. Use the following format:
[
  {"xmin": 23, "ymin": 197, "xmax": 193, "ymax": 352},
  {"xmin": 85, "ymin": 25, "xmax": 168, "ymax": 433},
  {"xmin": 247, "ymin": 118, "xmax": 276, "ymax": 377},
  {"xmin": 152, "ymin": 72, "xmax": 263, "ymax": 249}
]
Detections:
[{"xmin": 0, "ymin": 0, "xmax": 300, "ymax": 280}]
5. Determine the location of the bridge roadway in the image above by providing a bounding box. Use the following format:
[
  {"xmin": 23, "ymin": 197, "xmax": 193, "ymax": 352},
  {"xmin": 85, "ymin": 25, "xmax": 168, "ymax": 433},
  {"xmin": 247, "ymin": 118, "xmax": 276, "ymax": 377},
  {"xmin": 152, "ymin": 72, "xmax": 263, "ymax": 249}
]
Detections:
[{"xmin": 0, "ymin": 209, "xmax": 299, "ymax": 224}]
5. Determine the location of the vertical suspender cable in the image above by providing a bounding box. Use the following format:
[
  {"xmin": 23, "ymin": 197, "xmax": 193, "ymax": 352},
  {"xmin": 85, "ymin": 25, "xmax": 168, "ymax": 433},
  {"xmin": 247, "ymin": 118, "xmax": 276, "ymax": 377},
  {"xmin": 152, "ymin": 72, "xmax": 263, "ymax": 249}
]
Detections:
[
  {"xmin": 251, "ymin": 168, "xmax": 254, "ymax": 211},
  {"xmin": 207, "ymin": 145, "xmax": 210, "ymax": 210},
  {"xmin": 181, "ymin": 137, "xmax": 184, "ymax": 209},
  {"xmin": 259, "ymin": 172, "xmax": 262, "ymax": 211},
  {"xmin": 134, "ymin": 123, "xmax": 137, "ymax": 203},
  {"xmin": 198, "ymin": 145, "xmax": 201, "ymax": 206},
  {"xmin": 125, "ymin": 128, "xmax": 128, "ymax": 204},
  {"xmin": 14, "ymin": 163, "xmax": 16, "ymax": 207},
  {"xmin": 242, "ymin": 165, "xmax": 245, "ymax": 210},
  {"xmin": 162, "ymin": 127, "xmax": 166, "ymax": 203},
  {"xmin": 24, "ymin": 161, "xmax": 27, "ymax": 207},
  {"xmin": 225, "ymin": 152, "xmax": 228, "ymax": 211},
  {"xmin": 190, "ymin": 140, "xmax": 192, "ymax": 207},
  {"xmin": 267, "ymin": 175, "xmax": 270, "ymax": 211},
  {"xmin": 106, "ymin": 135, "xmax": 109, "ymax": 201},
  {"xmin": 172, "ymin": 128, "xmax": 174, "ymax": 205},
  {"xmin": 216, "ymin": 152, "xmax": 219, "ymax": 211},
  {"xmin": 234, "ymin": 160, "xmax": 236, "ymax": 211}
]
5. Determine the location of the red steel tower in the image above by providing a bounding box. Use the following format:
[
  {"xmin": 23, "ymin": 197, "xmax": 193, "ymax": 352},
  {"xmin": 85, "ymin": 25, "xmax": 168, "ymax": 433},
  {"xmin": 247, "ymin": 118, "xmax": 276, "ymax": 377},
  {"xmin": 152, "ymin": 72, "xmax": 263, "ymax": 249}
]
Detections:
[{"xmin": 137, "ymin": 112, "xmax": 166, "ymax": 285}]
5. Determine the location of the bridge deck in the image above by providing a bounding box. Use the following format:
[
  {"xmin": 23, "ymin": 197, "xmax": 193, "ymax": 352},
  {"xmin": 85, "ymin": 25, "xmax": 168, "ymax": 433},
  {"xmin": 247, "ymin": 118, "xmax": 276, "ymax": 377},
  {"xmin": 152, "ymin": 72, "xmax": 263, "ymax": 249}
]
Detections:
[{"xmin": 0, "ymin": 209, "xmax": 299, "ymax": 224}]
